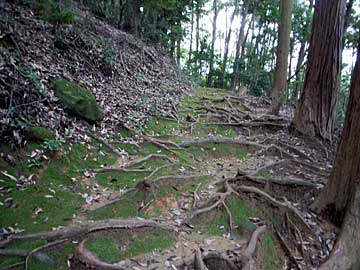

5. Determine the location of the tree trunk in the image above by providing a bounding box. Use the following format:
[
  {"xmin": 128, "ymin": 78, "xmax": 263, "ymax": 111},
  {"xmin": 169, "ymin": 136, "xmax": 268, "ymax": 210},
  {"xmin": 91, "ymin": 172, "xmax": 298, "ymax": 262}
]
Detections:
[
  {"xmin": 292, "ymin": 0, "xmax": 346, "ymax": 141},
  {"xmin": 122, "ymin": 0, "xmax": 141, "ymax": 36},
  {"xmin": 188, "ymin": 0, "xmax": 194, "ymax": 68},
  {"xmin": 269, "ymin": 0, "xmax": 292, "ymax": 115},
  {"xmin": 230, "ymin": 1, "xmax": 249, "ymax": 91},
  {"xmin": 314, "ymin": 38, "xmax": 360, "ymax": 270},
  {"xmin": 207, "ymin": 0, "xmax": 219, "ymax": 87},
  {"xmin": 219, "ymin": 0, "xmax": 238, "ymax": 88},
  {"xmin": 291, "ymin": 41, "xmax": 306, "ymax": 102},
  {"xmin": 195, "ymin": 0, "xmax": 200, "ymax": 71}
]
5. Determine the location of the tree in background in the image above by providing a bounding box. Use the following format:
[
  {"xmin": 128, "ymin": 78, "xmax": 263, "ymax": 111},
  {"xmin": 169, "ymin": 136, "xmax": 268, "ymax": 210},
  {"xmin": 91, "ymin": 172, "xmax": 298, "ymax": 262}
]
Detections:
[
  {"xmin": 207, "ymin": 0, "xmax": 220, "ymax": 87},
  {"xmin": 313, "ymin": 38, "xmax": 360, "ymax": 270},
  {"xmin": 122, "ymin": 0, "xmax": 141, "ymax": 35},
  {"xmin": 269, "ymin": 0, "xmax": 292, "ymax": 114},
  {"xmin": 292, "ymin": 0, "xmax": 346, "ymax": 141}
]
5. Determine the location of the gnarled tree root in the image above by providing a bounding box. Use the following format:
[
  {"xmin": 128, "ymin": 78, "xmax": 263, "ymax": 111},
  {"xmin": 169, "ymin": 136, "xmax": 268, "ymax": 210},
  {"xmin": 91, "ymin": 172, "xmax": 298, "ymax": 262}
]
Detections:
[
  {"xmin": 0, "ymin": 218, "xmax": 175, "ymax": 249},
  {"xmin": 76, "ymin": 239, "xmax": 125, "ymax": 270}
]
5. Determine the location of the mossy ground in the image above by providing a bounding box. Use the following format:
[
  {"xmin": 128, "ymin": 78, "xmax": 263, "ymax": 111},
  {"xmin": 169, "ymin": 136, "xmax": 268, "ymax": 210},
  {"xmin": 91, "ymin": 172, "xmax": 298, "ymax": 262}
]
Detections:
[
  {"xmin": 85, "ymin": 229, "xmax": 176, "ymax": 263},
  {"xmin": 196, "ymin": 196, "xmax": 259, "ymax": 237},
  {"xmin": 257, "ymin": 234, "xmax": 282, "ymax": 270},
  {"xmin": 0, "ymin": 87, "xmax": 280, "ymax": 268}
]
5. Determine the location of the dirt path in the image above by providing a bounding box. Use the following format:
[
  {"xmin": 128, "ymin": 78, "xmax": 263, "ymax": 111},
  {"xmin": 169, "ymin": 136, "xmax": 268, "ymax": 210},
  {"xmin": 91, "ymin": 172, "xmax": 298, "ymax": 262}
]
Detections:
[{"xmin": 0, "ymin": 88, "xmax": 337, "ymax": 270}]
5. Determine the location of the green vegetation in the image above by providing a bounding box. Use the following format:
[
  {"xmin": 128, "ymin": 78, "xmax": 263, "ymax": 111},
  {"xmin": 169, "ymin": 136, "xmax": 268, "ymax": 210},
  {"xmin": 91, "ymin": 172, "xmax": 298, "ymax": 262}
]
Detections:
[
  {"xmin": 258, "ymin": 234, "xmax": 282, "ymax": 270},
  {"xmin": 86, "ymin": 230, "xmax": 176, "ymax": 262},
  {"xmin": 187, "ymin": 143, "xmax": 246, "ymax": 160},
  {"xmin": 199, "ymin": 196, "xmax": 258, "ymax": 237},
  {"xmin": 0, "ymin": 141, "xmax": 117, "ymax": 233},
  {"xmin": 53, "ymin": 79, "xmax": 103, "ymax": 122},
  {"xmin": 145, "ymin": 118, "xmax": 185, "ymax": 136},
  {"xmin": 28, "ymin": 127, "xmax": 55, "ymax": 141},
  {"xmin": 37, "ymin": 0, "xmax": 75, "ymax": 24}
]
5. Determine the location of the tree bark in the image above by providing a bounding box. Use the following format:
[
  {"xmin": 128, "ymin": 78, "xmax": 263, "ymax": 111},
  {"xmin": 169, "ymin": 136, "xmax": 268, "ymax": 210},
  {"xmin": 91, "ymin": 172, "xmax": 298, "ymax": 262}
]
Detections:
[
  {"xmin": 269, "ymin": 0, "xmax": 293, "ymax": 114},
  {"xmin": 314, "ymin": 38, "xmax": 360, "ymax": 270},
  {"xmin": 230, "ymin": 1, "xmax": 249, "ymax": 91},
  {"xmin": 122, "ymin": 0, "xmax": 141, "ymax": 36},
  {"xmin": 207, "ymin": 0, "xmax": 219, "ymax": 87},
  {"xmin": 292, "ymin": 0, "xmax": 346, "ymax": 141},
  {"xmin": 219, "ymin": 0, "xmax": 239, "ymax": 88}
]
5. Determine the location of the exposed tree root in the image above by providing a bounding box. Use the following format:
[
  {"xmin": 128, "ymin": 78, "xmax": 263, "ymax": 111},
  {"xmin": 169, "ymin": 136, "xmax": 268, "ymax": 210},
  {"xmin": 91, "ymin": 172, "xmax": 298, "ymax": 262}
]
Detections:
[
  {"xmin": 179, "ymin": 137, "xmax": 264, "ymax": 149},
  {"xmin": 0, "ymin": 219, "xmax": 175, "ymax": 249},
  {"xmin": 199, "ymin": 121, "xmax": 287, "ymax": 128},
  {"xmin": 236, "ymin": 185, "xmax": 313, "ymax": 234},
  {"xmin": 76, "ymin": 239, "xmax": 125, "ymax": 270},
  {"xmin": 0, "ymin": 248, "xmax": 55, "ymax": 266},
  {"xmin": 25, "ymin": 240, "xmax": 66, "ymax": 270},
  {"xmin": 274, "ymin": 228, "xmax": 302, "ymax": 270},
  {"xmin": 92, "ymin": 154, "xmax": 173, "ymax": 173},
  {"xmin": 242, "ymin": 225, "xmax": 267, "ymax": 270},
  {"xmin": 233, "ymin": 170, "xmax": 320, "ymax": 188},
  {"xmin": 194, "ymin": 248, "xmax": 210, "ymax": 270},
  {"xmin": 86, "ymin": 131, "xmax": 124, "ymax": 157}
]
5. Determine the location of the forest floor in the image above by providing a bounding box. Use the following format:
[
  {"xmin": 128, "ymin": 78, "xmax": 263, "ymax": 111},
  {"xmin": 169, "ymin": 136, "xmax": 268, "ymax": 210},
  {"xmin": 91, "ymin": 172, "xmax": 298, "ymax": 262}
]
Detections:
[{"xmin": 0, "ymin": 87, "xmax": 338, "ymax": 270}]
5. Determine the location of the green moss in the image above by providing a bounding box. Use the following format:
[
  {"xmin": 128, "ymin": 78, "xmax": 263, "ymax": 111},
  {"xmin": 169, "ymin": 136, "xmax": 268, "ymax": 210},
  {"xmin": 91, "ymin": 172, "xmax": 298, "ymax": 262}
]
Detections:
[
  {"xmin": 86, "ymin": 238, "xmax": 120, "ymax": 264},
  {"xmin": 145, "ymin": 118, "xmax": 184, "ymax": 136},
  {"xmin": 0, "ymin": 240, "xmax": 47, "ymax": 268},
  {"xmin": 96, "ymin": 171, "xmax": 150, "ymax": 189},
  {"xmin": 187, "ymin": 143, "xmax": 246, "ymax": 160},
  {"xmin": 88, "ymin": 191, "xmax": 146, "ymax": 220},
  {"xmin": 53, "ymin": 79, "xmax": 103, "ymax": 122},
  {"xmin": 27, "ymin": 242, "xmax": 76, "ymax": 270},
  {"xmin": 86, "ymin": 230, "xmax": 176, "ymax": 263},
  {"xmin": 28, "ymin": 127, "xmax": 55, "ymax": 141},
  {"xmin": 192, "ymin": 124, "xmax": 237, "ymax": 138},
  {"xmin": 200, "ymin": 196, "xmax": 258, "ymax": 237},
  {"xmin": 195, "ymin": 87, "xmax": 227, "ymax": 99},
  {"xmin": 0, "ymin": 141, "xmax": 117, "ymax": 233},
  {"xmin": 258, "ymin": 234, "xmax": 282, "ymax": 270}
]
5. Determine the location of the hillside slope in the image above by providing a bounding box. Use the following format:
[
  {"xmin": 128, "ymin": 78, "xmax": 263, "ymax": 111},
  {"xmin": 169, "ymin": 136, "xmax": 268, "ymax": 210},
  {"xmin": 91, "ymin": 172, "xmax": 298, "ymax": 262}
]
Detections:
[{"xmin": 0, "ymin": 1, "xmax": 191, "ymax": 145}]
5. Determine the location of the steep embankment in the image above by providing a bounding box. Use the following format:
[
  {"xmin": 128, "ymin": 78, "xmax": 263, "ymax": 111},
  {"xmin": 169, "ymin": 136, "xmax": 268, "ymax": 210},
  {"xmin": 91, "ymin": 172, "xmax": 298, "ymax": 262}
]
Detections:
[{"xmin": 0, "ymin": 1, "xmax": 191, "ymax": 145}]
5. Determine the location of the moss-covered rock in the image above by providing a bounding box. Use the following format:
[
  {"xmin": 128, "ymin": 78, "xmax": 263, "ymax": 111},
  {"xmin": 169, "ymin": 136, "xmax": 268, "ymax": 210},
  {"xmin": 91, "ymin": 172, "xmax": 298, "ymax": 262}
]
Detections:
[
  {"xmin": 28, "ymin": 127, "xmax": 55, "ymax": 141},
  {"xmin": 53, "ymin": 79, "xmax": 103, "ymax": 122}
]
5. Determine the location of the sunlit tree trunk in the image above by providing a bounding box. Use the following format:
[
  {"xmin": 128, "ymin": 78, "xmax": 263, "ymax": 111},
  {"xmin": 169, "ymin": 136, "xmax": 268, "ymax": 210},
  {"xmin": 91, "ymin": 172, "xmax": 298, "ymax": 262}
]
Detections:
[
  {"xmin": 219, "ymin": 0, "xmax": 238, "ymax": 88},
  {"xmin": 230, "ymin": 2, "xmax": 249, "ymax": 91},
  {"xmin": 292, "ymin": 0, "xmax": 346, "ymax": 141},
  {"xmin": 207, "ymin": 0, "xmax": 219, "ymax": 87},
  {"xmin": 269, "ymin": 0, "xmax": 292, "ymax": 114},
  {"xmin": 314, "ymin": 38, "xmax": 360, "ymax": 270},
  {"xmin": 188, "ymin": 0, "xmax": 194, "ymax": 68}
]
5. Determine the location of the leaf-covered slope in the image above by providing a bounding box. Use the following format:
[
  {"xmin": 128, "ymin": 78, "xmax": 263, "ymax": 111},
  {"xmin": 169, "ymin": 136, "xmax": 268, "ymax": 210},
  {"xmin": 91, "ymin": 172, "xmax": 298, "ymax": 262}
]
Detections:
[{"xmin": 0, "ymin": 1, "xmax": 192, "ymax": 145}]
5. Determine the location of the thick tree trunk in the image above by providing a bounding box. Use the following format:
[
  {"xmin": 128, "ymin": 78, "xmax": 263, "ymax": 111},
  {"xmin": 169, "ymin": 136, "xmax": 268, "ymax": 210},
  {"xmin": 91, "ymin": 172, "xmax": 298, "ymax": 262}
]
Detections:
[
  {"xmin": 230, "ymin": 2, "xmax": 249, "ymax": 91},
  {"xmin": 314, "ymin": 39, "xmax": 360, "ymax": 270},
  {"xmin": 269, "ymin": 0, "xmax": 292, "ymax": 115},
  {"xmin": 122, "ymin": 0, "xmax": 141, "ymax": 36},
  {"xmin": 207, "ymin": 0, "xmax": 219, "ymax": 87},
  {"xmin": 219, "ymin": 1, "xmax": 238, "ymax": 88},
  {"xmin": 292, "ymin": 0, "xmax": 346, "ymax": 141}
]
